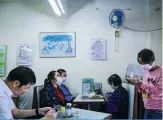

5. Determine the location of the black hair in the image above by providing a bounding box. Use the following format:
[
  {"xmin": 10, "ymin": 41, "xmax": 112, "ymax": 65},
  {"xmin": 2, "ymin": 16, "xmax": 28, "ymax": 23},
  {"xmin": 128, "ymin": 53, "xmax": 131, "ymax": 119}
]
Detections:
[
  {"xmin": 7, "ymin": 66, "xmax": 36, "ymax": 87},
  {"xmin": 108, "ymin": 74, "xmax": 122, "ymax": 86},
  {"xmin": 44, "ymin": 71, "xmax": 56, "ymax": 86},
  {"xmin": 137, "ymin": 48, "xmax": 155, "ymax": 64},
  {"xmin": 57, "ymin": 69, "xmax": 66, "ymax": 75}
]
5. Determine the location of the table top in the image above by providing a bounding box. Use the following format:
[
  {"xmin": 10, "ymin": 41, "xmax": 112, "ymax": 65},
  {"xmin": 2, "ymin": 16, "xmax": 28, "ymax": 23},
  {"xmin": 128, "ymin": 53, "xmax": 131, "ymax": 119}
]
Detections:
[
  {"xmin": 73, "ymin": 94, "xmax": 105, "ymax": 103},
  {"xmin": 57, "ymin": 108, "xmax": 112, "ymax": 119}
]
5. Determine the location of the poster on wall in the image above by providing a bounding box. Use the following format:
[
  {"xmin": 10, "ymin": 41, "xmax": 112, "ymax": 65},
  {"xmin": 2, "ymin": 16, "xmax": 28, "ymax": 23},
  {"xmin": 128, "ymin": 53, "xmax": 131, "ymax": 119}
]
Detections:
[
  {"xmin": 0, "ymin": 45, "xmax": 6, "ymax": 77},
  {"xmin": 90, "ymin": 39, "xmax": 106, "ymax": 60},
  {"xmin": 39, "ymin": 32, "xmax": 76, "ymax": 58},
  {"xmin": 16, "ymin": 44, "xmax": 32, "ymax": 66}
]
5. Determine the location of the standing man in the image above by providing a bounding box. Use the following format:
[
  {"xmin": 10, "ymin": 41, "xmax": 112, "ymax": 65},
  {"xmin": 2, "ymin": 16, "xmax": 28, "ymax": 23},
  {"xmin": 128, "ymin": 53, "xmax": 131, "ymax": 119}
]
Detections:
[{"xmin": 0, "ymin": 66, "xmax": 57, "ymax": 119}]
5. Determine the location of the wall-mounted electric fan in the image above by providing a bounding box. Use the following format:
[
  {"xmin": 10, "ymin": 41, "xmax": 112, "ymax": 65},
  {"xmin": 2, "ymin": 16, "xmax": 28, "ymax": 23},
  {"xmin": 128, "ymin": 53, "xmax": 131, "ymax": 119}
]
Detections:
[{"xmin": 109, "ymin": 9, "xmax": 125, "ymax": 29}]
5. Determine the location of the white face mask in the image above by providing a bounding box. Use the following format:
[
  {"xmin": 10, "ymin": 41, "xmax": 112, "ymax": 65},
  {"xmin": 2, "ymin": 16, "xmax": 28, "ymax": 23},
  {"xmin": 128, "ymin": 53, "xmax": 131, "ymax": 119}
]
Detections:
[
  {"xmin": 56, "ymin": 77, "xmax": 63, "ymax": 86},
  {"xmin": 62, "ymin": 77, "xmax": 67, "ymax": 83},
  {"xmin": 141, "ymin": 63, "xmax": 154, "ymax": 70}
]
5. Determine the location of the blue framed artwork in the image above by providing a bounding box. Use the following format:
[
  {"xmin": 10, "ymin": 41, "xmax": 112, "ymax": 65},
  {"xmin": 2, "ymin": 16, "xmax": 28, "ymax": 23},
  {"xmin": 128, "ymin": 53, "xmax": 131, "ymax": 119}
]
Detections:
[{"xmin": 39, "ymin": 32, "xmax": 76, "ymax": 58}]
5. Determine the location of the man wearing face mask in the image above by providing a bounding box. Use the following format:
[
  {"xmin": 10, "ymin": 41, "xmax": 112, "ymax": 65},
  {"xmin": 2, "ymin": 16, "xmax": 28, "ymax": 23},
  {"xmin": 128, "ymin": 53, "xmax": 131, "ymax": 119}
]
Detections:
[
  {"xmin": 40, "ymin": 71, "xmax": 70, "ymax": 108},
  {"xmin": 130, "ymin": 48, "xmax": 162, "ymax": 119},
  {"xmin": 57, "ymin": 69, "xmax": 73, "ymax": 102}
]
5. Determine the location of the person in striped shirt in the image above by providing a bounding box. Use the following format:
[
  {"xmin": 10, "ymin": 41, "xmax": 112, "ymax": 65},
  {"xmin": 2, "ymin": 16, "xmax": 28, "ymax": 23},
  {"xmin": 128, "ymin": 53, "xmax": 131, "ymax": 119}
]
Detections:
[{"xmin": 130, "ymin": 48, "xmax": 162, "ymax": 119}]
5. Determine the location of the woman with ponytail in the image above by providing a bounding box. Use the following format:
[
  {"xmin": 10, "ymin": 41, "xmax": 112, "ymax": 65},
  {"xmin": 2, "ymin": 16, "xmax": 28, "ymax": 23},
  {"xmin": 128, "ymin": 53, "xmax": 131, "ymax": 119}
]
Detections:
[{"xmin": 40, "ymin": 71, "xmax": 66, "ymax": 108}]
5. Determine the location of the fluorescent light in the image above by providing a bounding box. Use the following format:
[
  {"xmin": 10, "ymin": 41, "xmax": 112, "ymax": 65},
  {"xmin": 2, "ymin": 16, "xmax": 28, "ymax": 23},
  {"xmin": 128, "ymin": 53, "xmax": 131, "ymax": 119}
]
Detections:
[
  {"xmin": 48, "ymin": 0, "xmax": 61, "ymax": 16},
  {"xmin": 57, "ymin": 0, "xmax": 65, "ymax": 14}
]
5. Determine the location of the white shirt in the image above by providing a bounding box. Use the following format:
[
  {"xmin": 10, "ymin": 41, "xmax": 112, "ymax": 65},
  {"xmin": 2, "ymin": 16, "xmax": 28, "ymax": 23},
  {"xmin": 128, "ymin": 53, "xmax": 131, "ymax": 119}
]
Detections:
[{"xmin": 0, "ymin": 79, "xmax": 16, "ymax": 119}]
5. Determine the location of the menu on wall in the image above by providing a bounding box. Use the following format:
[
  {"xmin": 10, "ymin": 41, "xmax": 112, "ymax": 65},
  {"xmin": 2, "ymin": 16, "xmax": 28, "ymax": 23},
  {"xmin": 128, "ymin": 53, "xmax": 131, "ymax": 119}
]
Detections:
[
  {"xmin": 90, "ymin": 39, "xmax": 106, "ymax": 60},
  {"xmin": 0, "ymin": 45, "xmax": 6, "ymax": 77},
  {"xmin": 16, "ymin": 44, "xmax": 32, "ymax": 66}
]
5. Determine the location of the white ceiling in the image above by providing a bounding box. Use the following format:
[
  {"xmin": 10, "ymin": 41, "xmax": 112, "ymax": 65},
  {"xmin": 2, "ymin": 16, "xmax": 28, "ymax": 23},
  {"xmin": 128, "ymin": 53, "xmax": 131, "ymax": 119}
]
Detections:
[{"xmin": 0, "ymin": 0, "xmax": 93, "ymax": 18}]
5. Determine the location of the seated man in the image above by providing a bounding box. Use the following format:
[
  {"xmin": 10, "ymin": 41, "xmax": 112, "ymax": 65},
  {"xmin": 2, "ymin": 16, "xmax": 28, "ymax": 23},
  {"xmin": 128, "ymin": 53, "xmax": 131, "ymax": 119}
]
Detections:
[
  {"xmin": 0, "ymin": 66, "xmax": 56, "ymax": 119},
  {"xmin": 106, "ymin": 74, "xmax": 129, "ymax": 119},
  {"xmin": 17, "ymin": 87, "xmax": 33, "ymax": 109}
]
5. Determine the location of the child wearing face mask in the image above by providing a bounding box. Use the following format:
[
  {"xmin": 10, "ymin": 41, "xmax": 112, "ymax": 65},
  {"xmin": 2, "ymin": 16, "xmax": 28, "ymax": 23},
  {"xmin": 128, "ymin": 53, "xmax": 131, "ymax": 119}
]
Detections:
[
  {"xmin": 130, "ymin": 48, "xmax": 162, "ymax": 119},
  {"xmin": 40, "ymin": 71, "xmax": 67, "ymax": 108},
  {"xmin": 57, "ymin": 69, "xmax": 74, "ymax": 102}
]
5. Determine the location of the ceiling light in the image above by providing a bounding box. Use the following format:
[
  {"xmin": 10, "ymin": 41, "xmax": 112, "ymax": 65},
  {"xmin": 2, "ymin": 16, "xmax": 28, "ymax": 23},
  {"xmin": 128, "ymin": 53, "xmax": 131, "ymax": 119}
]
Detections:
[
  {"xmin": 48, "ymin": 0, "xmax": 61, "ymax": 16},
  {"xmin": 57, "ymin": 0, "xmax": 65, "ymax": 14}
]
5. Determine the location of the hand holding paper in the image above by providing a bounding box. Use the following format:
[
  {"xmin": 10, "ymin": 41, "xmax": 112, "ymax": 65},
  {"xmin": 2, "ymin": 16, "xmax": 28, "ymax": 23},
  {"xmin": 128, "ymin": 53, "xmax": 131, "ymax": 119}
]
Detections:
[{"xmin": 130, "ymin": 75, "xmax": 142, "ymax": 85}]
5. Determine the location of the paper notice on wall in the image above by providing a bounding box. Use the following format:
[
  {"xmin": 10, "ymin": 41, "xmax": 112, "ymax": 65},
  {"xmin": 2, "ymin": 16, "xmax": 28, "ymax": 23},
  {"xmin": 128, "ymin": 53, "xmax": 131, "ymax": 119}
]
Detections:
[
  {"xmin": 91, "ymin": 39, "xmax": 106, "ymax": 60},
  {"xmin": 16, "ymin": 44, "xmax": 32, "ymax": 66}
]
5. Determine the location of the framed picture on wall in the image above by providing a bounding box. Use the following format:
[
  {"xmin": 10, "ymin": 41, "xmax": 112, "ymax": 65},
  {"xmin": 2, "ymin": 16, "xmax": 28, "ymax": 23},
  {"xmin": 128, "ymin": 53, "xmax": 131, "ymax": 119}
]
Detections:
[
  {"xmin": 39, "ymin": 32, "xmax": 76, "ymax": 58},
  {"xmin": 0, "ymin": 45, "xmax": 6, "ymax": 77}
]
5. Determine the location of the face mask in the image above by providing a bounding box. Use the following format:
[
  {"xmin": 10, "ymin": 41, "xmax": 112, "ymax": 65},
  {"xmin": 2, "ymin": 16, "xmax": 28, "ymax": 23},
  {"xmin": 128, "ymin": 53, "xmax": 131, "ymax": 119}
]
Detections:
[
  {"xmin": 56, "ymin": 77, "xmax": 63, "ymax": 86},
  {"xmin": 141, "ymin": 63, "xmax": 154, "ymax": 70},
  {"xmin": 62, "ymin": 77, "xmax": 67, "ymax": 83}
]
